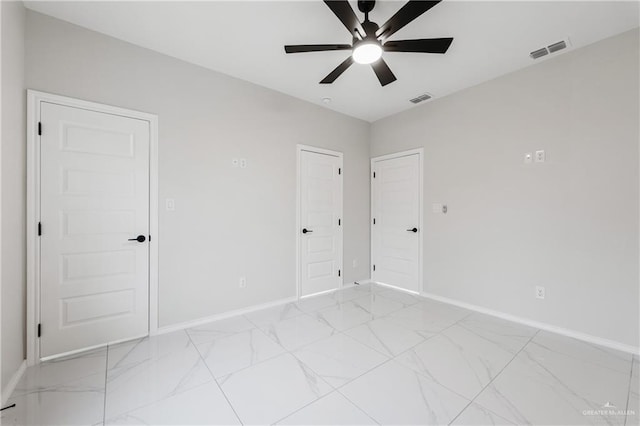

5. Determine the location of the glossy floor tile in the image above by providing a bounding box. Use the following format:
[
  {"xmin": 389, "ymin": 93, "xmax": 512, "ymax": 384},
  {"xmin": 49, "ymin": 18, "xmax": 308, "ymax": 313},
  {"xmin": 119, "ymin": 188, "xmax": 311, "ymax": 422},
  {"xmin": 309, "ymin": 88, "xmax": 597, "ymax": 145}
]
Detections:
[
  {"xmin": 292, "ymin": 333, "xmax": 388, "ymax": 388},
  {"xmin": 2, "ymin": 284, "xmax": 636, "ymax": 426},
  {"xmin": 219, "ymin": 353, "xmax": 332, "ymax": 425},
  {"xmin": 276, "ymin": 391, "xmax": 376, "ymax": 425},
  {"xmin": 450, "ymin": 402, "xmax": 515, "ymax": 425},
  {"xmin": 195, "ymin": 327, "xmax": 286, "ymax": 378},
  {"xmin": 186, "ymin": 315, "xmax": 255, "ymax": 345},
  {"xmin": 474, "ymin": 331, "xmax": 633, "ymax": 425},
  {"xmin": 345, "ymin": 316, "xmax": 426, "ymax": 357},
  {"xmin": 395, "ymin": 321, "xmax": 535, "ymax": 399},
  {"xmin": 340, "ymin": 360, "xmax": 470, "ymax": 425}
]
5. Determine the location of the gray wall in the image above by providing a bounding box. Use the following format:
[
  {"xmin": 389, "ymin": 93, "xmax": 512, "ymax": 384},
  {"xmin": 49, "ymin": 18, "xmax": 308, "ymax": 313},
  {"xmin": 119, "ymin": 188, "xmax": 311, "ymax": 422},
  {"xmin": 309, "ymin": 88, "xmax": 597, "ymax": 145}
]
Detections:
[
  {"xmin": 1, "ymin": 0, "xmax": 26, "ymax": 392},
  {"xmin": 25, "ymin": 11, "xmax": 371, "ymax": 327},
  {"xmin": 371, "ymin": 28, "xmax": 639, "ymax": 348}
]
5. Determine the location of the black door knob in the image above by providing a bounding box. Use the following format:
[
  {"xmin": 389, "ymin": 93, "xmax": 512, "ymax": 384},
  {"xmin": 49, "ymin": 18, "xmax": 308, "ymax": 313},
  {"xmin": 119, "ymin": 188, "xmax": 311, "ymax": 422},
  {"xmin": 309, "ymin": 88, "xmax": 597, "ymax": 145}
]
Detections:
[
  {"xmin": 302, "ymin": 228, "xmax": 313, "ymax": 234},
  {"xmin": 406, "ymin": 228, "xmax": 418, "ymax": 233},
  {"xmin": 128, "ymin": 235, "xmax": 146, "ymax": 242}
]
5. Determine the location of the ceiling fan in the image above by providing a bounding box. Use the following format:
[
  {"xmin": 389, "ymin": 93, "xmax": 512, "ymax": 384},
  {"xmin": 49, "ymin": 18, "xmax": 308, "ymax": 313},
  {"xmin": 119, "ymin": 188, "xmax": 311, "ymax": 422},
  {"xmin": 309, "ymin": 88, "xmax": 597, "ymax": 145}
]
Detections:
[{"xmin": 284, "ymin": 0, "xmax": 453, "ymax": 86}]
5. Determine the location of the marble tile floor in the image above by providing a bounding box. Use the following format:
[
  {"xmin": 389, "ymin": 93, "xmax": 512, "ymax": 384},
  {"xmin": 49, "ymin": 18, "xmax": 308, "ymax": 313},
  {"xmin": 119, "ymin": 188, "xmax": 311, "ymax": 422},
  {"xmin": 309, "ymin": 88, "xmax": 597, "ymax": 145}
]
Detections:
[{"xmin": 2, "ymin": 283, "xmax": 638, "ymax": 425}]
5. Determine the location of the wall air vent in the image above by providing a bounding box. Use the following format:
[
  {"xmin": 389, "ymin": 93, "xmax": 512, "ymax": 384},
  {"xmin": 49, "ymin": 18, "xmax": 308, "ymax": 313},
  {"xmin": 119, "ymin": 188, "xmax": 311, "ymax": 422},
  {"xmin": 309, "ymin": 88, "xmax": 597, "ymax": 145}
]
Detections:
[
  {"xmin": 530, "ymin": 38, "xmax": 571, "ymax": 60},
  {"xmin": 410, "ymin": 93, "xmax": 432, "ymax": 104}
]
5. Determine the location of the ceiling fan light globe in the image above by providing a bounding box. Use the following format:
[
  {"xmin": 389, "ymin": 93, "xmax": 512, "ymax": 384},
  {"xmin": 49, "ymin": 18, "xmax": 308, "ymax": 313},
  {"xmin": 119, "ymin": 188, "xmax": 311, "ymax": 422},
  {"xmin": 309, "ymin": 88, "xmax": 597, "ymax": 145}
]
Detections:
[{"xmin": 353, "ymin": 42, "xmax": 383, "ymax": 64}]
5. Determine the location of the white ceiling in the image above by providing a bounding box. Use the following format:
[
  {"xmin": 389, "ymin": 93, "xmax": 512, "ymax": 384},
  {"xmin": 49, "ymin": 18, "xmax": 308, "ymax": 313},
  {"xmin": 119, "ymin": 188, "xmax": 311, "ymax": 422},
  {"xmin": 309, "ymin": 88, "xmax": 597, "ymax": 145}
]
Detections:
[{"xmin": 25, "ymin": 1, "xmax": 639, "ymax": 122}]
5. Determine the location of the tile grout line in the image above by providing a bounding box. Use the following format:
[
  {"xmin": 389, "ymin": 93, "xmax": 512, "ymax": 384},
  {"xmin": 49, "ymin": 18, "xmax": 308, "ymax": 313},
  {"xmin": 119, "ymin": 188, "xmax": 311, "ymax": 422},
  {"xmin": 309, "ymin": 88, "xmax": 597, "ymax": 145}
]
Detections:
[
  {"xmin": 183, "ymin": 287, "xmax": 505, "ymax": 425},
  {"xmin": 447, "ymin": 328, "xmax": 541, "ymax": 425},
  {"xmin": 101, "ymin": 345, "xmax": 109, "ymax": 426},
  {"xmin": 623, "ymin": 357, "xmax": 635, "ymax": 426},
  {"xmin": 278, "ymin": 302, "xmax": 478, "ymax": 426},
  {"xmin": 271, "ymin": 356, "xmax": 394, "ymax": 426},
  {"xmin": 185, "ymin": 330, "xmax": 245, "ymax": 426},
  {"xmin": 266, "ymin": 289, "xmax": 387, "ymax": 425}
]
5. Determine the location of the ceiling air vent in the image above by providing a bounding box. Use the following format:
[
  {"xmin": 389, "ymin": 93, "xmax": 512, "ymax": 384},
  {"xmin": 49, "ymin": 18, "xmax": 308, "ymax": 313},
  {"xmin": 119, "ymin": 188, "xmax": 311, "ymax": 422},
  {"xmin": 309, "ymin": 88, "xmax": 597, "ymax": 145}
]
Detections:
[
  {"xmin": 547, "ymin": 40, "xmax": 567, "ymax": 53},
  {"xmin": 530, "ymin": 47, "xmax": 549, "ymax": 60},
  {"xmin": 410, "ymin": 93, "xmax": 432, "ymax": 104},
  {"xmin": 530, "ymin": 38, "xmax": 571, "ymax": 60}
]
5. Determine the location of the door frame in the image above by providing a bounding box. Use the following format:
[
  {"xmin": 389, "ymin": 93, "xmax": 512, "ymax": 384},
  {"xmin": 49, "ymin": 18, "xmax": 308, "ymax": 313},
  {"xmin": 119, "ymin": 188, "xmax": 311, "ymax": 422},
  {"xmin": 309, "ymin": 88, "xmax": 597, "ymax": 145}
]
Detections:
[
  {"xmin": 26, "ymin": 90, "xmax": 159, "ymax": 365},
  {"xmin": 296, "ymin": 144, "xmax": 344, "ymax": 299},
  {"xmin": 370, "ymin": 148, "xmax": 424, "ymax": 294}
]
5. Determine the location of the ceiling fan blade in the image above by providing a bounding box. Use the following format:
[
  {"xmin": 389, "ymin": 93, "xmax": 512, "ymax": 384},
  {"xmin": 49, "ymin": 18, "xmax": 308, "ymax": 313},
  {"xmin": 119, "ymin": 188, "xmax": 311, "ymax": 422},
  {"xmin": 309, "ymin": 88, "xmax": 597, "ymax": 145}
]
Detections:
[
  {"xmin": 320, "ymin": 56, "xmax": 354, "ymax": 84},
  {"xmin": 323, "ymin": 1, "xmax": 366, "ymax": 39},
  {"xmin": 285, "ymin": 44, "xmax": 352, "ymax": 54},
  {"xmin": 383, "ymin": 38, "xmax": 453, "ymax": 54},
  {"xmin": 371, "ymin": 58, "xmax": 397, "ymax": 86},
  {"xmin": 376, "ymin": 1, "xmax": 441, "ymax": 41}
]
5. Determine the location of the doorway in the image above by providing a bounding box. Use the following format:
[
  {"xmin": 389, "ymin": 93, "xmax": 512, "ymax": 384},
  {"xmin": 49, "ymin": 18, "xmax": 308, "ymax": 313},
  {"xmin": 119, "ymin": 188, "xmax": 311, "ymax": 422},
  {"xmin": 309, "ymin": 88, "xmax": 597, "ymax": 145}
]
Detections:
[
  {"xmin": 27, "ymin": 91, "xmax": 159, "ymax": 362},
  {"xmin": 371, "ymin": 149, "xmax": 423, "ymax": 293},
  {"xmin": 297, "ymin": 145, "xmax": 343, "ymax": 298}
]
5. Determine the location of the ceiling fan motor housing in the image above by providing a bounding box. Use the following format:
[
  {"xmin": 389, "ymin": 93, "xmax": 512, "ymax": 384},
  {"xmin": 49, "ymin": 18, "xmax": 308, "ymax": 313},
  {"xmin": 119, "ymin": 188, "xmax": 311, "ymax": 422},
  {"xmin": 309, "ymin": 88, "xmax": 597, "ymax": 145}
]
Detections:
[
  {"xmin": 361, "ymin": 20, "xmax": 380, "ymax": 39},
  {"xmin": 357, "ymin": 0, "xmax": 376, "ymax": 14}
]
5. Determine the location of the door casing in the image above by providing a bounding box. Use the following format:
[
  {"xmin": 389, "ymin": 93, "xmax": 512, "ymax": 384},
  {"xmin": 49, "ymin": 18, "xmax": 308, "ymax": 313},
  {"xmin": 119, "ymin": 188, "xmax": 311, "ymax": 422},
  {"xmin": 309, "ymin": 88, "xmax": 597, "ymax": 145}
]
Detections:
[
  {"xmin": 26, "ymin": 90, "xmax": 159, "ymax": 365},
  {"xmin": 296, "ymin": 145, "xmax": 344, "ymax": 299},
  {"xmin": 371, "ymin": 148, "xmax": 424, "ymax": 294}
]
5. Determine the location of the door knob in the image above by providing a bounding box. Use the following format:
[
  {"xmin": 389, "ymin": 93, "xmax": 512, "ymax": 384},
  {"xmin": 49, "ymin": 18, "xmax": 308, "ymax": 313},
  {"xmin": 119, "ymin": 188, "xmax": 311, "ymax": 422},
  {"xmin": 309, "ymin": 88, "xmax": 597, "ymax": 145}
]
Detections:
[
  {"xmin": 302, "ymin": 228, "xmax": 313, "ymax": 234},
  {"xmin": 128, "ymin": 235, "xmax": 146, "ymax": 242},
  {"xmin": 406, "ymin": 228, "xmax": 418, "ymax": 233}
]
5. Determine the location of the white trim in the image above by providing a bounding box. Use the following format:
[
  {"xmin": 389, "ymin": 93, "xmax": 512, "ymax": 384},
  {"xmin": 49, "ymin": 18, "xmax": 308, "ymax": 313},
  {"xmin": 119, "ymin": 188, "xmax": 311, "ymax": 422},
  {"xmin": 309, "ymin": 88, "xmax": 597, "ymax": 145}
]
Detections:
[
  {"xmin": 156, "ymin": 296, "xmax": 298, "ymax": 335},
  {"xmin": 1, "ymin": 361, "xmax": 26, "ymax": 406},
  {"xmin": 26, "ymin": 90, "xmax": 160, "ymax": 365},
  {"xmin": 299, "ymin": 280, "xmax": 369, "ymax": 299},
  {"xmin": 296, "ymin": 144, "xmax": 344, "ymax": 299},
  {"xmin": 40, "ymin": 334, "xmax": 147, "ymax": 363},
  {"xmin": 156, "ymin": 281, "xmax": 374, "ymax": 336},
  {"xmin": 370, "ymin": 148, "xmax": 424, "ymax": 293},
  {"xmin": 375, "ymin": 281, "xmax": 420, "ymax": 295},
  {"xmin": 420, "ymin": 290, "xmax": 640, "ymax": 355}
]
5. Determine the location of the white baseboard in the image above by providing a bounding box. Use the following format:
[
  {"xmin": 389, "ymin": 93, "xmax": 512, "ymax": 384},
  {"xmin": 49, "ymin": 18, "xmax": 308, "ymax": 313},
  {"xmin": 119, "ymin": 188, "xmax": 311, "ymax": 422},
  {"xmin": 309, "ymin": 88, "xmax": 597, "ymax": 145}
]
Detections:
[
  {"xmin": 1, "ymin": 360, "xmax": 26, "ymax": 406},
  {"xmin": 155, "ymin": 296, "xmax": 298, "ymax": 336},
  {"xmin": 419, "ymin": 290, "xmax": 640, "ymax": 356},
  {"xmin": 156, "ymin": 281, "xmax": 374, "ymax": 336}
]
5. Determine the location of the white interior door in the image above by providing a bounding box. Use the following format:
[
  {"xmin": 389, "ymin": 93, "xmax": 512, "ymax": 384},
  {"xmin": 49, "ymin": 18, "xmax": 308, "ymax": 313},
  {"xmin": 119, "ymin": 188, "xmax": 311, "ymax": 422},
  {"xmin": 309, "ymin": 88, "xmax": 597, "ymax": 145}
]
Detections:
[
  {"xmin": 372, "ymin": 152, "xmax": 422, "ymax": 293},
  {"xmin": 299, "ymin": 149, "xmax": 343, "ymax": 297},
  {"xmin": 39, "ymin": 101, "xmax": 150, "ymax": 358}
]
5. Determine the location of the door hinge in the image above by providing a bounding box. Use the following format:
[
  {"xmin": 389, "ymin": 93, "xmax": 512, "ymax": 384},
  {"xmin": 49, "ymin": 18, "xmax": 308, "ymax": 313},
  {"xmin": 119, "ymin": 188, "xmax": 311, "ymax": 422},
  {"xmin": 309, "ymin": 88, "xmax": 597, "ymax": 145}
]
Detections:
[
  {"xmin": 338, "ymin": 168, "xmax": 341, "ymax": 175},
  {"xmin": 338, "ymin": 218, "xmax": 341, "ymax": 226},
  {"xmin": 373, "ymin": 172, "xmax": 376, "ymax": 178},
  {"xmin": 373, "ymin": 218, "xmax": 376, "ymax": 225},
  {"xmin": 149, "ymin": 235, "xmax": 152, "ymax": 242},
  {"xmin": 37, "ymin": 323, "xmax": 41, "ymax": 338},
  {"xmin": 338, "ymin": 269, "xmax": 341, "ymax": 277},
  {"xmin": 38, "ymin": 122, "xmax": 42, "ymax": 136},
  {"xmin": 373, "ymin": 264, "xmax": 376, "ymax": 271},
  {"xmin": 38, "ymin": 222, "xmax": 42, "ymax": 236}
]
